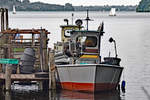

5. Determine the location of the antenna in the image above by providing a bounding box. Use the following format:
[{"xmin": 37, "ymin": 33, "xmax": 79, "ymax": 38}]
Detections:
[
  {"xmin": 84, "ymin": 10, "xmax": 93, "ymax": 30},
  {"xmin": 72, "ymin": 13, "xmax": 74, "ymax": 25}
]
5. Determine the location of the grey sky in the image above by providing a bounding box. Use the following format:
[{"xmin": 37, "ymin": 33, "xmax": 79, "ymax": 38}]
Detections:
[{"xmin": 30, "ymin": 0, "xmax": 141, "ymax": 6}]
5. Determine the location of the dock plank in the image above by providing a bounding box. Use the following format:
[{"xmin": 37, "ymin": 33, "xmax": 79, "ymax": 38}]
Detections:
[{"xmin": 0, "ymin": 73, "xmax": 49, "ymax": 81}]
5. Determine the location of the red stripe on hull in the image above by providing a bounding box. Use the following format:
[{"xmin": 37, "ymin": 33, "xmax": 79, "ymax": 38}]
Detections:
[{"xmin": 59, "ymin": 82, "xmax": 118, "ymax": 92}]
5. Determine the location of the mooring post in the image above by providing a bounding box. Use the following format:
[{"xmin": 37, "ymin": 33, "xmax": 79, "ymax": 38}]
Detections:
[
  {"xmin": 0, "ymin": 64, "xmax": 2, "ymax": 72},
  {"xmin": 1, "ymin": 8, "xmax": 5, "ymax": 32},
  {"xmin": 48, "ymin": 49, "xmax": 51, "ymax": 90},
  {"xmin": 5, "ymin": 64, "xmax": 12, "ymax": 91},
  {"xmin": 32, "ymin": 33, "xmax": 34, "ymax": 46},
  {"xmin": 5, "ymin": 8, "xmax": 9, "ymax": 30},
  {"xmin": 16, "ymin": 64, "xmax": 20, "ymax": 74},
  {"xmin": 40, "ymin": 29, "xmax": 44, "ymax": 72},
  {"xmin": 38, "ymin": 81, "xmax": 43, "ymax": 91},
  {"xmin": 5, "ymin": 91, "xmax": 11, "ymax": 100},
  {"xmin": 49, "ymin": 50, "xmax": 56, "ymax": 90},
  {"xmin": 0, "ymin": 80, "xmax": 3, "ymax": 90},
  {"xmin": 50, "ymin": 89, "xmax": 56, "ymax": 100},
  {"xmin": 42, "ymin": 30, "xmax": 49, "ymax": 71}
]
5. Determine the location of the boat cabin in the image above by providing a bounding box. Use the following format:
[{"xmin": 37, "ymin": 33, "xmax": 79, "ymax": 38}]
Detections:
[
  {"xmin": 60, "ymin": 25, "xmax": 81, "ymax": 43},
  {"xmin": 55, "ymin": 17, "xmax": 104, "ymax": 65},
  {"xmin": 68, "ymin": 30, "xmax": 101, "ymax": 64},
  {"xmin": 54, "ymin": 25, "xmax": 81, "ymax": 52},
  {"xmin": 70, "ymin": 30, "xmax": 100, "ymax": 54}
]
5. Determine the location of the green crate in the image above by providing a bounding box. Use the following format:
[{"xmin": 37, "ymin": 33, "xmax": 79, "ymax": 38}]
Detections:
[{"xmin": 0, "ymin": 59, "xmax": 19, "ymax": 64}]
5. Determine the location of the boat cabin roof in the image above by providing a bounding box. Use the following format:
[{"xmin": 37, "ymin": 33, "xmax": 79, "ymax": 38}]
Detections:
[
  {"xmin": 71, "ymin": 30, "xmax": 100, "ymax": 34},
  {"xmin": 60, "ymin": 25, "xmax": 79, "ymax": 28}
]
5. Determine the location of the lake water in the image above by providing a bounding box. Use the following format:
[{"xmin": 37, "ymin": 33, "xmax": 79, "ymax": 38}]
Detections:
[{"xmin": 1, "ymin": 11, "xmax": 150, "ymax": 100}]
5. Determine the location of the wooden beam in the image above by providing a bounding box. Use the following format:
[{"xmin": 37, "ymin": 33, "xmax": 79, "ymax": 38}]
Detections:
[
  {"xmin": 11, "ymin": 38, "xmax": 40, "ymax": 40},
  {"xmin": 5, "ymin": 8, "xmax": 9, "ymax": 30},
  {"xmin": 1, "ymin": 29, "xmax": 50, "ymax": 34},
  {"xmin": 1, "ymin": 8, "xmax": 5, "ymax": 32},
  {"xmin": 0, "ymin": 73, "xmax": 49, "ymax": 81},
  {"xmin": 5, "ymin": 64, "xmax": 12, "ymax": 91},
  {"xmin": 49, "ymin": 50, "xmax": 56, "ymax": 90}
]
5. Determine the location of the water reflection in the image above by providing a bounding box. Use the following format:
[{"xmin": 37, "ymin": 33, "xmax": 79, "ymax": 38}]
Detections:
[
  {"xmin": 0, "ymin": 89, "xmax": 123, "ymax": 100},
  {"xmin": 57, "ymin": 90, "xmax": 121, "ymax": 100}
]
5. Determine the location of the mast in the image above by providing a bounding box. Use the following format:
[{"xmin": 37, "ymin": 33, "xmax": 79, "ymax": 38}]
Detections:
[
  {"xmin": 84, "ymin": 10, "xmax": 93, "ymax": 30},
  {"xmin": 72, "ymin": 13, "xmax": 74, "ymax": 25},
  {"xmin": 109, "ymin": 8, "xmax": 116, "ymax": 16},
  {"xmin": 98, "ymin": 22, "xmax": 105, "ymax": 63}
]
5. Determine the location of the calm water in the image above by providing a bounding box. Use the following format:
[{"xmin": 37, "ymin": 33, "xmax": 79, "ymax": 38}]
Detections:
[{"xmin": 1, "ymin": 11, "xmax": 150, "ymax": 100}]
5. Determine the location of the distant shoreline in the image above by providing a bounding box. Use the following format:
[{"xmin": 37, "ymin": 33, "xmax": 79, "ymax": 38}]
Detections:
[
  {"xmin": 9, "ymin": 10, "xmax": 137, "ymax": 12},
  {"xmin": 0, "ymin": 0, "xmax": 137, "ymax": 12}
]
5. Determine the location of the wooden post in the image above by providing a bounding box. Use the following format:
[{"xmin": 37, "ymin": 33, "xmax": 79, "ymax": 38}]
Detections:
[
  {"xmin": 40, "ymin": 29, "xmax": 49, "ymax": 71},
  {"xmin": 49, "ymin": 50, "xmax": 56, "ymax": 90},
  {"xmin": 0, "ymin": 80, "xmax": 2, "ymax": 90},
  {"xmin": 42, "ymin": 80, "xmax": 49, "ymax": 91},
  {"xmin": 5, "ymin": 8, "xmax": 9, "ymax": 30},
  {"xmin": 49, "ymin": 51, "xmax": 52, "ymax": 90},
  {"xmin": 5, "ymin": 91, "xmax": 11, "ymax": 100},
  {"xmin": 16, "ymin": 64, "xmax": 20, "ymax": 74},
  {"xmin": 48, "ymin": 48, "xmax": 51, "ymax": 90},
  {"xmin": 4, "ymin": 35, "xmax": 12, "ymax": 91},
  {"xmin": 5, "ymin": 64, "xmax": 12, "ymax": 91},
  {"xmin": 38, "ymin": 81, "xmax": 43, "ymax": 91},
  {"xmin": 40, "ymin": 29, "xmax": 44, "ymax": 72},
  {"xmin": 50, "ymin": 89, "xmax": 56, "ymax": 100},
  {"xmin": 1, "ymin": 8, "xmax": 5, "ymax": 32},
  {"xmin": 0, "ymin": 64, "xmax": 2, "ymax": 72},
  {"xmin": 32, "ymin": 33, "xmax": 35, "ymax": 47},
  {"xmin": 0, "ymin": 80, "xmax": 5, "ymax": 90},
  {"xmin": 43, "ymin": 30, "xmax": 48, "ymax": 71}
]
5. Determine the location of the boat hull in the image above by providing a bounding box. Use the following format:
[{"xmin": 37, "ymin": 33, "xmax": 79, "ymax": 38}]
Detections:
[{"xmin": 56, "ymin": 64, "xmax": 123, "ymax": 92}]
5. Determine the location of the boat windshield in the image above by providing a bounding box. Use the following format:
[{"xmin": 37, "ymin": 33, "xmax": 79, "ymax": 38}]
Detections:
[
  {"xmin": 76, "ymin": 58, "xmax": 97, "ymax": 64},
  {"xmin": 85, "ymin": 36, "xmax": 97, "ymax": 47},
  {"xmin": 76, "ymin": 36, "xmax": 97, "ymax": 48}
]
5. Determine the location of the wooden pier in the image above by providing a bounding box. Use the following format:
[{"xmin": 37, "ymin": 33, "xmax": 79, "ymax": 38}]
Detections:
[
  {"xmin": 0, "ymin": 8, "xmax": 55, "ymax": 91},
  {"xmin": 0, "ymin": 73, "xmax": 49, "ymax": 81}
]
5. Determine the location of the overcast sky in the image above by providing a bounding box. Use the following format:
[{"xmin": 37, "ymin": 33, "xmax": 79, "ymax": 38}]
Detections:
[{"xmin": 30, "ymin": 0, "xmax": 141, "ymax": 6}]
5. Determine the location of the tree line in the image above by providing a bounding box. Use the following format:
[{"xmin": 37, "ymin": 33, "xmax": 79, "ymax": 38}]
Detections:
[
  {"xmin": 0, "ymin": 0, "xmax": 137, "ymax": 11},
  {"xmin": 136, "ymin": 0, "xmax": 150, "ymax": 12}
]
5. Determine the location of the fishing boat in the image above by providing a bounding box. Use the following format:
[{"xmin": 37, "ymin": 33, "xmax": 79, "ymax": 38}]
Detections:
[
  {"xmin": 13, "ymin": 5, "xmax": 16, "ymax": 14},
  {"xmin": 55, "ymin": 11, "xmax": 123, "ymax": 92},
  {"xmin": 109, "ymin": 8, "xmax": 116, "ymax": 16}
]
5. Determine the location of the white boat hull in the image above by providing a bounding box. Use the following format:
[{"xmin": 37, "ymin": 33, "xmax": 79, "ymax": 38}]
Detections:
[{"xmin": 56, "ymin": 64, "xmax": 123, "ymax": 92}]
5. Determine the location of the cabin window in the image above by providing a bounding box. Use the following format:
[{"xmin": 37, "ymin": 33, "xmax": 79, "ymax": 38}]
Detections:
[
  {"xmin": 85, "ymin": 36, "xmax": 97, "ymax": 47},
  {"xmin": 76, "ymin": 36, "xmax": 98, "ymax": 52},
  {"xmin": 64, "ymin": 29, "xmax": 72, "ymax": 37}
]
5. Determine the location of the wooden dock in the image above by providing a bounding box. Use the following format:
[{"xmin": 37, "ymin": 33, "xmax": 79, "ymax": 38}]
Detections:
[
  {"xmin": 0, "ymin": 73, "xmax": 49, "ymax": 81},
  {"xmin": 0, "ymin": 8, "xmax": 56, "ymax": 91}
]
